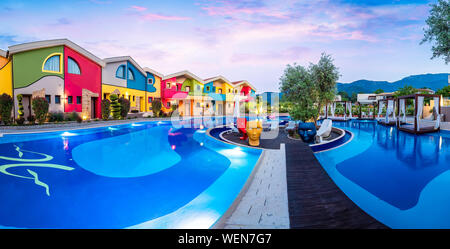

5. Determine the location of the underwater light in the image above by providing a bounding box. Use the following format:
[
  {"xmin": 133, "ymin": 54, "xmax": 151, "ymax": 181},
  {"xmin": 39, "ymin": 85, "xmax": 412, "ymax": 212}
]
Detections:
[
  {"xmin": 108, "ymin": 127, "xmax": 118, "ymax": 131},
  {"xmin": 61, "ymin": 131, "xmax": 77, "ymax": 137},
  {"xmin": 131, "ymin": 123, "xmax": 143, "ymax": 127},
  {"xmin": 171, "ymin": 145, "xmax": 176, "ymax": 150}
]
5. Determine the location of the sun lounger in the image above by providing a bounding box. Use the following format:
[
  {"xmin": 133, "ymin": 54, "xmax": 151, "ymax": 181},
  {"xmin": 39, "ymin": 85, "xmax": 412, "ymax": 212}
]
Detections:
[{"xmin": 316, "ymin": 119, "xmax": 332, "ymax": 143}]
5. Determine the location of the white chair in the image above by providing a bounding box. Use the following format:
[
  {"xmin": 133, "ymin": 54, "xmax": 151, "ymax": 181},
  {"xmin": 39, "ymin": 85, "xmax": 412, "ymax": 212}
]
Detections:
[{"xmin": 316, "ymin": 119, "xmax": 332, "ymax": 143}]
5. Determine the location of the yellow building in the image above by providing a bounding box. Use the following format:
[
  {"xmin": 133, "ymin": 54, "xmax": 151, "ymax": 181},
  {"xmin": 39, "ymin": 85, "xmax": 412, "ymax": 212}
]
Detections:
[
  {"xmin": 0, "ymin": 49, "xmax": 12, "ymax": 96},
  {"xmin": 102, "ymin": 84, "xmax": 147, "ymax": 112}
]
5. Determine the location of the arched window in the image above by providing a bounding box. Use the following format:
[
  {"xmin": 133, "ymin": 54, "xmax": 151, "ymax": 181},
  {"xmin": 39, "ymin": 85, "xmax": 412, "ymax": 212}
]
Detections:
[
  {"xmin": 67, "ymin": 57, "xmax": 81, "ymax": 74},
  {"xmin": 42, "ymin": 53, "xmax": 62, "ymax": 73},
  {"xmin": 128, "ymin": 69, "xmax": 134, "ymax": 81},
  {"xmin": 116, "ymin": 65, "xmax": 126, "ymax": 79}
]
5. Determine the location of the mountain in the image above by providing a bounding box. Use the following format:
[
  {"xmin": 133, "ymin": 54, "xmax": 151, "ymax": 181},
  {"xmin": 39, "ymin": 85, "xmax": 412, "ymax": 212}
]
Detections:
[{"xmin": 337, "ymin": 73, "xmax": 449, "ymax": 95}]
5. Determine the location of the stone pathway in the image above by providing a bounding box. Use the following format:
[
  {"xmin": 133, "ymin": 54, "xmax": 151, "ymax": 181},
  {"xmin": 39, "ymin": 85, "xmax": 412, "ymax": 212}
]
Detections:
[{"xmin": 220, "ymin": 144, "xmax": 290, "ymax": 229}]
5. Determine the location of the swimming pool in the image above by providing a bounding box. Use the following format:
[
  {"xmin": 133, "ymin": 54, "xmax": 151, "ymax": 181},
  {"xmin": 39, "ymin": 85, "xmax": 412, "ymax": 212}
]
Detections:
[
  {"xmin": 315, "ymin": 119, "xmax": 450, "ymax": 228},
  {"xmin": 0, "ymin": 119, "xmax": 262, "ymax": 229}
]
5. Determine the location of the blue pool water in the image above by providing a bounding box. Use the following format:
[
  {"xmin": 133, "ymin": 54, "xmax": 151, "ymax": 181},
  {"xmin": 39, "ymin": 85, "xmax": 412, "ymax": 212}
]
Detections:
[
  {"xmin": 0, "ymin": 119, "xmax": 262, "ymax": 228},
  {"xmin": 315, "ymin": 119, "xmax": 450, "ymax": 228}
]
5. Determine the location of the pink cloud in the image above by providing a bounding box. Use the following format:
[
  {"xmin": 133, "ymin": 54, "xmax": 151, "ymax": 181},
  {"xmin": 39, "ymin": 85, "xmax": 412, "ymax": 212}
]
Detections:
[
  {"xmin": 141, "ymin": 13, "xmax": 191, "ymax": 21},
  {"xmin": 131, "ymin": 5, "xmax": 147, "ymax": 12}
]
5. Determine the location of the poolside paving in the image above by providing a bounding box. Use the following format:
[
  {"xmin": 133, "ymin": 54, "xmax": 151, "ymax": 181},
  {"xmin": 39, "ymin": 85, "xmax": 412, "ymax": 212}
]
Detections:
[
  {"xmin": 219, "ymin": 127, "xmax": 387, "ymax": 229},
  {"xmin": 285, "ymin": 141, "xmax": 387, "ymax": 229},
  {"xmin": 220, "ymin": 145, "xmax": 290, "ymax": 229}
]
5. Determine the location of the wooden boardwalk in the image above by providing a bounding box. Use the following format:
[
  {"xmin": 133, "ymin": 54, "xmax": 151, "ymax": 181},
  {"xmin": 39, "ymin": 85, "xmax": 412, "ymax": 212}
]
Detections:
[{"xmin": 285, "ymin": 142, "xmax": 387, "ymax": 228}]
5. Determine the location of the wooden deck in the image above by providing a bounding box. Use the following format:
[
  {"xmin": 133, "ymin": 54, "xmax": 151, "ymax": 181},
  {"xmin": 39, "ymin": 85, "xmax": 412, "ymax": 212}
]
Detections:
[{"xmin": 285, "ymin": 142, "xmax": 387, "ymax": 229}]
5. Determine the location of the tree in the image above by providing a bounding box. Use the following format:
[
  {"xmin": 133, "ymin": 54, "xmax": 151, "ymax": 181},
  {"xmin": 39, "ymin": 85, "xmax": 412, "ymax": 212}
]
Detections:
[
  {"xmin": 279, "ymin": 53, "xmax": 339, "ymax": 123},
  {"xmin": 310, "ymin": 53, "xmax": 340, "ymax": 120},
  {"xmin": 110, "ymin": 94, "xmax": 121, "ymax": 119},
  {"xmin": 436, "ymin": 85, "xmax": 450, "ymax": 97},
  {"xmin": 279, "ymin": 64, "xmax": 318, "ymax": 122},
  {"xmin": 338, "ymin": 91, "xmax": 349, "ymax": 101},
  {"xmin": 350, "ymin": 92, "xmax": 358, "ymax": 103},
  {"xmin": 31, "ymin": 97, "xmax": 49, "ymax": 125},
  {"xmin": 394, "ymin": 85, "xmax": 417, "ymax": 97},
  {"xmin": 16, "ymin": 94, "xmax": 25, "ymax": 124},
  {"xmin": 151, "ymin": 99, "xmax": 162, "ymax": 117},
  {"xmin": 421, "ymin": 0, "xmax": 450, "ymax": 64},
  {"xmin": 101, "ymin": 99, "xmax": 111, "ymax": 120},
  {"xmin": 0, "ymin": 94, "xmax": 13, "ymax": 125},
  {"xmin": 118, "ymin": 96, "xmax": 130, "ymax": 119},
  {"xmin": 374, "ymin": 89, "xmax": 384, "ymax": 94}
]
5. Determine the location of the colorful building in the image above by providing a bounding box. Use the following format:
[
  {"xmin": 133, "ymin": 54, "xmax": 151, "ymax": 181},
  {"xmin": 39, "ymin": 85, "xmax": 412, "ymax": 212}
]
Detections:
[
  {"xmin": 0, "ymin": 49, "xmax": 12, "ymax": 97},
  {"xmin": 143, "ymin": 67, "xmax": 163, "ymax": 113},
  {"xmin": 161, "ymin": 70, "xmax": 206, "ymax": 116},
  {"xmin": 8, "ymin": 39, "xmax": 105, "ymax": 119},
  {"xmin": 203, "ymin": 76, "xmax": 235, "ymax": 116},
  {"xmin": 232, "ymin": 80, "xmax": 257, "ymax": 98},
  {"xmin": 102, "ymin": 56, "xmax": 149, "ymax": 112},
  {"xmin": 1, "ymin": 39, "xmax": 259, "ymax": 120}
]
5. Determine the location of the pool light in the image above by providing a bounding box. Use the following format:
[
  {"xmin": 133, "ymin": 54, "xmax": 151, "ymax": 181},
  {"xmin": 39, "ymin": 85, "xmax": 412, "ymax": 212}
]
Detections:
[{"xmin": 61, "ymin": 132, "xmax": 77, "ymax": 137}]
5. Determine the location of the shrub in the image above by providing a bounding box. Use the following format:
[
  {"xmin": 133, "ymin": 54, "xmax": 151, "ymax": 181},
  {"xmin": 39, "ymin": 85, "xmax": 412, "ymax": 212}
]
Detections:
[
  {"xmin": 66, "ymin": 111, "xmax": 80, "ymax": 121},
  {"xmin": 151, "ymin": 99, "xmax": 162, "ymax": 117},
  {"xmin": 110, "ymin": 94, "xmax": 121, "ymax": 119},
  {"xmin": 27, "ymin": 115, "xmax": 35, "ymax": 124},
  {"xmin": 118, "ymin": 97, "xmax": 130, "ymax": 119},
  {"xmin": 0, "ymin": 94, "xmax": 13, "ymax": 125},
  {"xmin": 17, "ymin": 94, "xmax": 24, "ymax": 120},
  {"xmin": 31, "ymin": 97, "xmax": 49, "ymax": 125},
  {"xmin": 48, "ymin": 112, "xmax": 64, "ymax": 122},
  {"xmin": 101, "ymin": 99, "xmax": 111, "ymax": 120},
  {"xmin": 15, "ymin": 118, "xmax": 25, "ymax": 125}
]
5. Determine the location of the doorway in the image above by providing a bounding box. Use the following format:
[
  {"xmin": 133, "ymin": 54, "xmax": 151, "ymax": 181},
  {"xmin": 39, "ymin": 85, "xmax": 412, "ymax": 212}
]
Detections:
[{"xmin": 91, "ymin": 97, "xmax": 98, "ymax": 119}]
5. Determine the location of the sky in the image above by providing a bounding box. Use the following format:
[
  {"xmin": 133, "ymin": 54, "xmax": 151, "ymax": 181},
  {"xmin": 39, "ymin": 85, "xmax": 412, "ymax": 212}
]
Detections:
[{"xmin": 0, "ymin": 0, "xmax": 448, "ymax": 92}]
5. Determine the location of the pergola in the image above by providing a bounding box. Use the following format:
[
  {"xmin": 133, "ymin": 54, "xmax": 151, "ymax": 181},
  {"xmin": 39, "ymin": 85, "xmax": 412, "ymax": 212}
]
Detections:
[
  {"xmin": 356, "ymin": 101, "xmax": 377, "ymax": 120},
  {"xmin": 396, "ymin": 93, "xmax": 441, "ymax": 134},
  {"xmin": 376, "ymin": 97, "xmax": 397, "ymax": 126},
  {"xmin": 325, "ymin": 100, "xmax": 352, "ymax": 121}
]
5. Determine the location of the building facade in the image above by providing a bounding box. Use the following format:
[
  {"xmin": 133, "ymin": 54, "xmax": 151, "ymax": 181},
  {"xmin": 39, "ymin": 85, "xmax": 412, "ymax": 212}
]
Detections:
[
  {"xmin": 8, "ymin": 39, "xmax": 104, "ymax": 119},
  {"xmin": 0, "ymin": 39, "xmax": 258, "ymax": 120}
]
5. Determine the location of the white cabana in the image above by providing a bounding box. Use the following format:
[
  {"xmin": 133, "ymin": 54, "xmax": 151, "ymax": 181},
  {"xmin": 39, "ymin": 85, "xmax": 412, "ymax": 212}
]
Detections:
[{"xmin": 397, "ymin": 94, "xmax": 441, "ymax": 134}]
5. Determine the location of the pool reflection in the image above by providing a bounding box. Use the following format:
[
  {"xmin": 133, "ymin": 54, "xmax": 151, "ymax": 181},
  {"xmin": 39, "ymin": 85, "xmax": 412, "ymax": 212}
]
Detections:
[{"xmin": 332, "ymin": 120, "xmax": 449, "ymax": 210}]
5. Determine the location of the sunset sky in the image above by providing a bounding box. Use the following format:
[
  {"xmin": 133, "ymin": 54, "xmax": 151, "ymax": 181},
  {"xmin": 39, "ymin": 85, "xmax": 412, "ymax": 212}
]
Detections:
[{"xmin": 0, "ymin": 0, "xmax": 448, "ymax": 92}]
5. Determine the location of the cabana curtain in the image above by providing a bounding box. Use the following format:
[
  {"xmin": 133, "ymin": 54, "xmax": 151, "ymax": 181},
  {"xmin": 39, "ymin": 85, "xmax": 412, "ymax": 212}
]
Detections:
[
  {"xmin": 434, "ymin": 97, "xmax": 440, "ymax": 129},
  {"xmin": 399, "ymin": 99, "xmax": 406, "ymax": 123},
  {"xmin": 386, "ymin": 100, "xmax": 394, "ymax": 123},
  {"xmin": 347, "ymin": 102, "xmax": 352, "ymax": 119},
  {"xmin": 378, "ymin": 101, "xmax": 385, "ymax": 117},
  {"xmin": 416, "ymin": 96, "xmax": 424, "ymax": 132}
]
